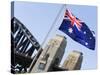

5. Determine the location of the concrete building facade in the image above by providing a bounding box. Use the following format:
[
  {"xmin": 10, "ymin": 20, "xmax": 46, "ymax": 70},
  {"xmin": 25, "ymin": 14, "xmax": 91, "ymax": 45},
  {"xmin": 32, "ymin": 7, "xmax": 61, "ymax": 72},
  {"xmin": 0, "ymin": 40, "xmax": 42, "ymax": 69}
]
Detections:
[
  {"xmin": 31, "ymin": 34, "xmax": 67, "ymax": 72},
  {"xmin": 62, "ymin": 50, "xmax": 83, "ymax": 70}
]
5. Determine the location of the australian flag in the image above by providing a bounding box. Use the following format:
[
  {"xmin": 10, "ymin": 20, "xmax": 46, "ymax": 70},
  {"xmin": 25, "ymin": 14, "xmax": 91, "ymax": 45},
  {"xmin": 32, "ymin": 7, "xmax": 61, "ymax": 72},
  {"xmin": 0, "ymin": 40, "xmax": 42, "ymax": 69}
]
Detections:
[{"xmin": 59, "ymin": 9, "xmax": 95, "ymax": 50}]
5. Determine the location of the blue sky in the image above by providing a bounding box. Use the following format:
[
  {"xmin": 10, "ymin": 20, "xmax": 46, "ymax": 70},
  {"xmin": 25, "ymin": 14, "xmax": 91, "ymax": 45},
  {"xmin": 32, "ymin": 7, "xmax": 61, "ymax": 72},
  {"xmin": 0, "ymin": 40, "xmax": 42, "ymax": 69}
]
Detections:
[{"xmin": 13, "ymin": 1, "xmax": 97, "ymax": 70}]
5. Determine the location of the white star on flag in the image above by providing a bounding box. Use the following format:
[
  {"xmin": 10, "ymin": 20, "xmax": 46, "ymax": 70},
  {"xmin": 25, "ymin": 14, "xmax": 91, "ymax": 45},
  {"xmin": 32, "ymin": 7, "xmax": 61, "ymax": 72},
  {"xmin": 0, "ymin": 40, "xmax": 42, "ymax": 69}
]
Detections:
[{"xmin": 68, "ymin": 28, "xmax": 73, "ymax": 33}]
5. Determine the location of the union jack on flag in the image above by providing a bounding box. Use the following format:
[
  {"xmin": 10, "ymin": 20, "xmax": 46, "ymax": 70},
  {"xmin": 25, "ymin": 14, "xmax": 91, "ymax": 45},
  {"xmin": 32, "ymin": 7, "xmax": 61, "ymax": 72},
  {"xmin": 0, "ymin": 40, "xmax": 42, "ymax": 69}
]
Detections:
[
  {"xmin": 59, "ymin": 9, "xmax": 95, "ymax": 50},
  {"xmin": 64, "ymin": 9, "xmax": 82, "ymax": 31}
]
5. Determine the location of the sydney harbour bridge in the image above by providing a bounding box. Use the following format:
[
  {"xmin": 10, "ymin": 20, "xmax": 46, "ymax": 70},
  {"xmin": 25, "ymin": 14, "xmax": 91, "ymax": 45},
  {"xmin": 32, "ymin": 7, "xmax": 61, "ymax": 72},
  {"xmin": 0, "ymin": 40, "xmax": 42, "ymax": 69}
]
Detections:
[{"xmin": 11, "ymin": 17, "xmax": 83, "ymax": 74}]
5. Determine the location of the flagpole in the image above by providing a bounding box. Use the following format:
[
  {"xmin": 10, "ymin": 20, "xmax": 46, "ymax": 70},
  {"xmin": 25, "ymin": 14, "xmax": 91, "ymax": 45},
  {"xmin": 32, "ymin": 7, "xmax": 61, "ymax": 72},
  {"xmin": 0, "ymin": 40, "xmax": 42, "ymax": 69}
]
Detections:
[
  {"xmin": 54, "ymin": 5, "xmax": 67, "ymax": 37},
  {"xmin": 42, "ymin": 4, "xmax": 66, "ymax": 47},
  {"xmin": 28, "ymin": 4, "xmax": 66, "ymax": 73}
]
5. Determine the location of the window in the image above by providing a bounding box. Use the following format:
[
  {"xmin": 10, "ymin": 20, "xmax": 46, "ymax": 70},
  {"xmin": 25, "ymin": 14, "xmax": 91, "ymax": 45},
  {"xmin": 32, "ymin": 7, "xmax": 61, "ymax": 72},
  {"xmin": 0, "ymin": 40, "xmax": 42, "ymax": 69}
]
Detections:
[
  {"xmin": 38, "ymin": 63, "xmax": 46, "ymax": 70},
  {"xmin": 38, "ymin": 54, "xmax": 49, "ymax": 70}
]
